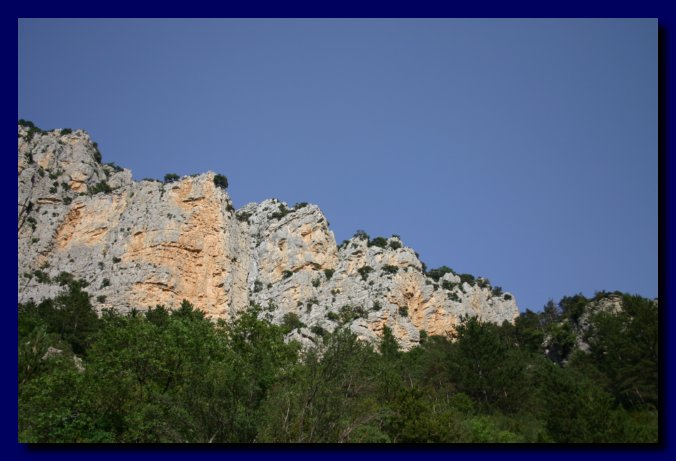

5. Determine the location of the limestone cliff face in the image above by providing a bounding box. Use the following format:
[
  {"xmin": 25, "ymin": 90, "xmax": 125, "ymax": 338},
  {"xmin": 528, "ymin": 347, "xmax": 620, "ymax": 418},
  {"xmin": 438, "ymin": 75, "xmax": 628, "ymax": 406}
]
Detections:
[{"xmin": 18, "ymin": 124, "xmax": 519, "ymax": 349}]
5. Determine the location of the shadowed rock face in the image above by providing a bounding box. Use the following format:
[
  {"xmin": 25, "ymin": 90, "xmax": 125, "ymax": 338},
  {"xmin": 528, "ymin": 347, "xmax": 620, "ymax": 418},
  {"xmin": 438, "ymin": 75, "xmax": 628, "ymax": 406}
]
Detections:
[{"xmin": 18, "ymin": 124, "xmax": 519, "ymax": 349}]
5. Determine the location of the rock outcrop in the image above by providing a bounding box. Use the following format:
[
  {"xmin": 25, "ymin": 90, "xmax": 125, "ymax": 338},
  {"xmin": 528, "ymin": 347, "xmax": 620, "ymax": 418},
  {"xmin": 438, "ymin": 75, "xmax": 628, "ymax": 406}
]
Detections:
[{"xmin": 18, "ymin": 123, "xmax": 519, "ymax": 349}]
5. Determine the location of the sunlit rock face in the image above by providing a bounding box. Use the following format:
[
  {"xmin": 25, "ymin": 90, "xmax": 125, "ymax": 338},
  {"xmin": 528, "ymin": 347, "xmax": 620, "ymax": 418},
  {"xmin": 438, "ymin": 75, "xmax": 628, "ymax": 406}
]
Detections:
[{"xmin": 18, "ymin": 124, "xmax": 519, "ymax": 349}]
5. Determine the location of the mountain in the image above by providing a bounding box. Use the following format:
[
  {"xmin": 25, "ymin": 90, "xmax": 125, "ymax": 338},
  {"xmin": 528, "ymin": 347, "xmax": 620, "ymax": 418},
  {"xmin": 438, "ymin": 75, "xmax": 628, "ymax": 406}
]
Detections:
[{"xmin": 18, "ymin": 121, "xmax": 518, "ymax": 349}]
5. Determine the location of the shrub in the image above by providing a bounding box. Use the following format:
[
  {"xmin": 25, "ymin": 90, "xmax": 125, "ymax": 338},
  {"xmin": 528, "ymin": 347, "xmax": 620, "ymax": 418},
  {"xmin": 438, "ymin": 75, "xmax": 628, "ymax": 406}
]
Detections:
[
  {"xmin": 354, "ymin": 229, "xmax": 370, "ymax": 241},
  {"xmin": 213, "ymin": 174, "xmax": 228, "ymax": 189},
  {"xmin": 253, "ymin": 280, "xmax": 263, "ymax": 293},
  {"xmin": 101, "ymin": 278, "xmax": 110, "ymax": 288},
  {"xmin": 90, "ymin": 181, "xmax": 112, "ymax": 195},
  {"xmin": 105, "ymin": 162, "xmax": 124, "ymax": 172},
  {"xmin": 164, "ymin": 173, "xmax": 180, "ymax": 183},
  {"xmin": 427, "ymin": 266, "xmax": 455, "ymax": 281},
  {"xmin": 60, "ymin": 128, "xmax": 73, "ymax": 136},
  {"xmin": 312, "ymin": 278, "xmax": 321, "ymax": 288},
  {"xmin": 281, "ymin": 313, "xmax": 306, "ymax": 333},
  {"xmin": 339, "ymin": 305, "xmax": 366, "ymax": 323},
  {"xmin": 492, "ymin": 286, "xmax": 503, "ymax": 297},
  {"xmin": 293, "ymin": 202, "xmax": 308, "ymax": 210},
  {"xmin": 372, "ymin": 300, "xmax": 382, "ymax": 311},
  {"xmin": 18, "ymin": 119, "xmax": 38, "ymax": 129},
  {"xmin": 24, "ymin": 152, "xmax": 34, "ymax": 164},
  {"xmin": 282, "ymin": 270, "xmax": 293, "ymax": 279},
  {"xmin": 442, "ymin": 280, "xmax": 458, "ymax": 291},
  {"xmin": 448, "ymin": 292, "xmax": 461, "ymax": 302},
  {"xmin": 270, "ymin": 204, "xmax": 290, "ymax": 220},
  {"xmin": 327, "ymin": 311, "xmax": 339, "ymax": 322},
  {"xmin": 324, "ymin": 269, "xmax": 335, "ymax": 280},
  {"xmin": 92, "ymin": 142, "xmax": 102, "ymax": 163},
  {"xmin": 398, "ymin": 306, "xmax": 409, "ymax": 317},
  {"xmin": 19, "ymin": 119, "xmax": 44, "ymax": 142},
  {"xmin": 477, "ymin": 278, "xmax": 491, "ymax": 289},
  {"xmin": 306, "ymin": 298, "xmax": 319, "ymax": 311},
  {"xmin": 389, "ymin": 240, "xmax": 402, "ymax": 250},
  {"xmin": 504, "ymin": 294, "xmax": 513, "ymax": 301},
  {"xmin": 357, "ymin": 266, "xmax": 373, "ymax": 281},
  {"xmin": 310, "ymin": 325, "xmax": 327, "ymax": 338},
  {"xmin": 460, "ymin": 273, "xmax": 476, "ymax": 286},
  {"xmin": 54, "ymin": 272, "xmax": 74, "ymax": 286},
  {"xmin": 382, "ymin": 265, "xmax": 399, "ymax": 275},
  {"xmin": 112, "ymin": 257, "xmax": 121, "ymax": 264},
  {"xmin": 96, "ymin": 295, "xmax": 107, "ymax": 303},
  {"xmin": 368, "ymin": 237, "xmax": 388, "ymax": 248},
  {"xmin": 33, "ymin": 270, "xmax": 51, "ymax": 284},
  {"xmin": 236, "ymin": 211, "xmax": 252, "ymax": 223}
]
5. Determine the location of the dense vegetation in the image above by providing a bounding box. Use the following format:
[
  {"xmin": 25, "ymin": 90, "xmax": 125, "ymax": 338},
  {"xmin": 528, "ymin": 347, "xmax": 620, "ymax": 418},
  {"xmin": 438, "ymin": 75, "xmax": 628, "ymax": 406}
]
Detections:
[{"xmin": 18, "ymin": 280, "xmax": 658, "ymax": 443}]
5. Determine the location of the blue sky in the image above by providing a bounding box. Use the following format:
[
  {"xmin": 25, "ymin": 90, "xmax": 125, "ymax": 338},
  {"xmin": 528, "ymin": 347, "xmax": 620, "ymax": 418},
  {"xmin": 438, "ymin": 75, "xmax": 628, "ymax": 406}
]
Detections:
[{"xmin": 18, "ymin": 19, "xmax": 657, "ymax": 312}]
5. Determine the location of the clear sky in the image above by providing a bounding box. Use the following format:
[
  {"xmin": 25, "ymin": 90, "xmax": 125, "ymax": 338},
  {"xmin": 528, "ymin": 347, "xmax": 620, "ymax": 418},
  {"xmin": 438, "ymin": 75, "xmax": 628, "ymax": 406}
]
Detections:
[{"xmin": 18, "ymin": 19, "xmax": 657, "ymax": 312}]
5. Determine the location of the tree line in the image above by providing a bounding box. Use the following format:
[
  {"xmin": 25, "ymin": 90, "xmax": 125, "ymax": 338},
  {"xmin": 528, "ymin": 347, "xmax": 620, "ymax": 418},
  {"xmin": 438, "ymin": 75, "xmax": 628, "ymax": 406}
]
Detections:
[{"xmin": 18, "ymin": 281, "xmax": 658, "ymax": 443}]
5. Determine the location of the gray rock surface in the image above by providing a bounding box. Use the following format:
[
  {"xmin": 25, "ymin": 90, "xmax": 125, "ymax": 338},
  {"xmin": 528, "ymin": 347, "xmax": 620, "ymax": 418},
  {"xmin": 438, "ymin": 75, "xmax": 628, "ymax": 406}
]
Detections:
[{"xmin": 18, "ymin": 124, "xmax": 520, "ymax": 349}]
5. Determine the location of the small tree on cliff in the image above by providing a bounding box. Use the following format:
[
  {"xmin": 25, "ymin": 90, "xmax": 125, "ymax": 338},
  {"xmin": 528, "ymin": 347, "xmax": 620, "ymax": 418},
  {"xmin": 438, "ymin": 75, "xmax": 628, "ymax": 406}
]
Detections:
[{"xmin": 213, "ymin": 174, "xmax": 228, "ymax": 189}]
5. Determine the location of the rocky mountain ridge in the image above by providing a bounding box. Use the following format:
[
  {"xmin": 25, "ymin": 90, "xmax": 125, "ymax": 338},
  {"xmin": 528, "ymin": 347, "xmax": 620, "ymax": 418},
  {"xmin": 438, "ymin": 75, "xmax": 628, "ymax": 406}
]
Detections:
[{"xmin": 18, "ymin": 122, "xmax": 519, "ymax": 349}]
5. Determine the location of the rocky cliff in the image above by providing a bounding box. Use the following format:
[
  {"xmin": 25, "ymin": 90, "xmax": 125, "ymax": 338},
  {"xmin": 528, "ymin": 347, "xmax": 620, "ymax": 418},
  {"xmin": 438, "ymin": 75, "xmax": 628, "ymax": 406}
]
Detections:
[{"xmin": 18, "ymin": 123, "xmax": 519, "ymax": 349}]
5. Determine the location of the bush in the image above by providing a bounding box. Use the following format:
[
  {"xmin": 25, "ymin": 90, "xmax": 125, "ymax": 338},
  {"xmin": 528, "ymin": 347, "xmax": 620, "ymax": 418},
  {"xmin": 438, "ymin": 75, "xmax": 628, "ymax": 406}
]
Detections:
[
  {"xmin": 164, "ymin": 173, "xmax": 180, "ymax": 183},
  {"xmin": 90, "ymin": 181, "xmax": 112, "ymax": 195},
  {"xmin": 306, "ymin": 298, "xmax": 319, "ymax": 311},
  {"xmin": 491, "ymin": 286, "xmax": 503, "ymax": 297},
  {"xmin": 442, "ymin": 280, "xmax": 458, "ymax": 291},
  {"xmin": 398, "ymin": 306, "xmax": 409, "ymax": 317},
  {"xmin": 324, "ymin": 269, "xmax": 335, "ymax": 280},
  {"xmin": 504, "ymin": 294, "xmax": 513, "ymax": 301},
  {"xmin": 60, "ymin": 128, "xmax": 73, "ymax": 136},
  {"xmin": 459, "ymin": 274, "xmax": 476, "ymax": 286},
  {"xmin": 92, "ymin": 142, "xmax": 102, "ymax": 163},
  {"xmin": 96, "ymin": 295, "xmax": 107, "ymax": 303},
  {"xmin": 327, "ymin": 311, "xmax": 339, "ymax": 322},
  {"xmin": 19, "ymin": 119, "xmax": 44, "ymax": 142},
  {"xmin": 310, "ymin": 325, "xmax": 327, "ymax": 338},
  {"xmin": 54, "ymin": 272, "xmax": 74, "ymax": 286},
  {"xmin": 427, "ymin": 266, "xmax": 455, "ymax": 282},
  {"xmin": 389, "ymin": 240, "xmax": 402, "ymax": 250},
  {"xmin": 112, "ymin": 257, "xmax": 121, "ymax": 264},
  {"xmin": 270, "ymin": 204, "xmax": 290, "ymax": 220},
  {"xmin": 382, "ymin": 265, "xmax": 399, "ymax": 275},
  {"xmin": 236, "ymin": 211, "xmax": 252, "ymax": 223},
  {"xmin": 477, "ymin": 278, "xmax": 491, "ymax": 289},
  {"xmin": 339, "ymin": 305, "xmax": 366, "ymax": 323},
  {"xmin": 368, "ymin": 237, "xmax": 388, "ymax": 248},
  {"xmin": 213, "ymin": 174, "xmax": 228, "ymax": 189},
  {"xmin": 354, "ymin": 230, "xmax": 369, "ymax": 241},
  {"xmin": 100, "ymin": 278, "xmax": 110, "ymax": 288},
  {"xmin": 281, "ymin": 313, "xmax": 306, "ymax": 334},
  {"xmin": 293, "ymin": 202, "xmax": 308, "ymax": 210},
  {"xmin": 282, "ymin": 270, "xmax": 293, "ymax": 279},
  {"xmin": 312, "ymin": 278, "xmax": 321, "ymax": 288},
  {"xmin": 357, "ymin": 266, "xmax": 373, "ymax": 281},
  {"xmin": 253, "ymin": 280, "xmax": 263, "ymax": 293},
  {"xmin": 448, "ymin": 292, "xmax": 461, "ymax": 302},
  {"xmin": 33, "ymin": 270, "xmax": 51, "ymax": 284},
  {"xmin": 105, "ymin": 162, "xmax": 124, "ymax": 172}
]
